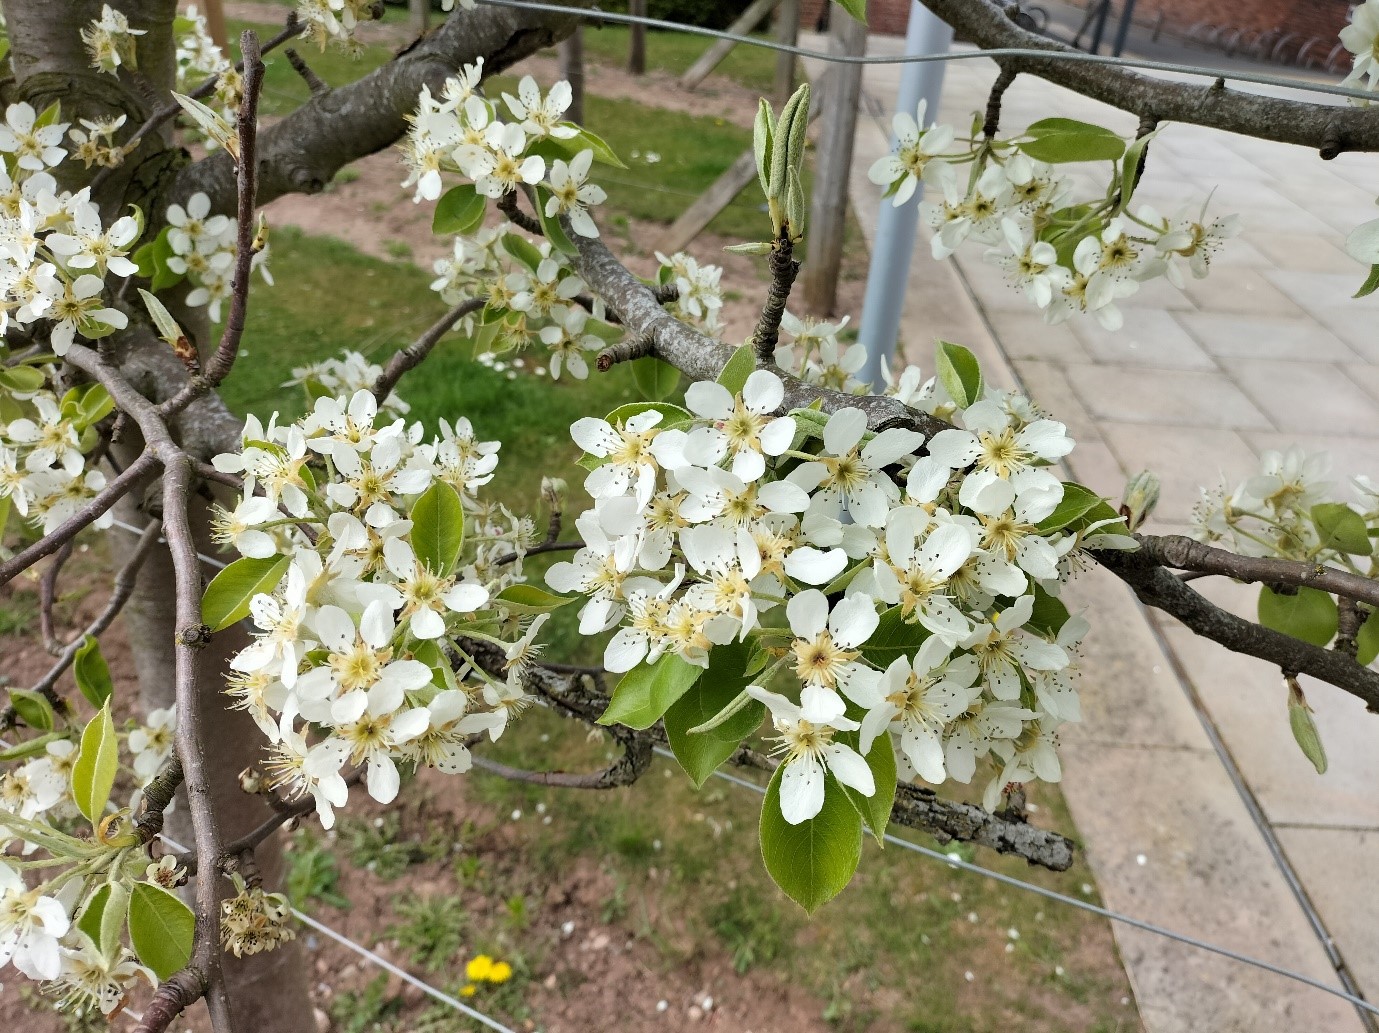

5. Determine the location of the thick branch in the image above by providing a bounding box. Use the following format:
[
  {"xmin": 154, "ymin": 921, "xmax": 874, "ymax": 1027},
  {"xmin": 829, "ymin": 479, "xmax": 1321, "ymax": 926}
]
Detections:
[
  {"xmin": 459, "ymin": 639, "xmax": 1075, "ymax": 868},
  {"xmin": 572, "ymin": 234, "xmax": 950, "ymax": 437},
  {"xmin": 923, "ymin": 0, "xmax": 1379, "ymax": 157},
  {"xmin": 172, "ymin": 1, "xmax": 593, "ymax": 211},
  {"xmin": 1097, "ymin": 548, "xmax": 1379, "ymax": 710},
  {"xmin": 1134, "ymin": 533, "xmax": 1379, "ymax": 609}
]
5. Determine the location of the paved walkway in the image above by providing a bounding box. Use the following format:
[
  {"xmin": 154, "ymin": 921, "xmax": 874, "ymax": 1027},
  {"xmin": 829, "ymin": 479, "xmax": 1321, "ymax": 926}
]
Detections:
[{"xmin": 806, "ymin": 28, "xmax": 1379, "ymax": 1033}]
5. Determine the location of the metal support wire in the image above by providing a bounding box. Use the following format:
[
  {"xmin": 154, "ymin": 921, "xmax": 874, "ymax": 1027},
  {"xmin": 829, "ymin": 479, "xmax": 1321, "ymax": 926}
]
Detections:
[
  {"xmin": 475, "ymin": 0, "xmax": 1378, "ymax": 104},
  {"xmin": 652, "ymin": 747, "xmax": 1379, "ymax": 1019},
  {"xmin": 156, "ymin": 833, "xmax": 519, "ymax": 1033}
]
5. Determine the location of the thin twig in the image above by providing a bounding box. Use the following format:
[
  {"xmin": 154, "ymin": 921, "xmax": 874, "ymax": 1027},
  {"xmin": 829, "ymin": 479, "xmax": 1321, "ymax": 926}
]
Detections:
[
  {"xmin": 595, "ymin": 333, "xmax": 654, "ymax": 372},
  {"xmin": 284, "ymin": 47, "xmax": 330, "ymax": 96},
  {"xmin": 38, "ymin": 540, "xmax": 75, "ymax": 654},
  {"xmin": 373, "ymin": 297, "xmax": 486, "ymax": 402},
  {"xmin": 497, "ymin": 190, "xmax": 543, "ymax": 235},
  {"xmin": 751, "ymin": 229, "xmax": 800, "ymax": 365},
  {"xmin": 0, "ymin": 452, "xmax": 158, "ymax": 588},
  {"xmin": 983, "ymin": 65, "xmax": 1017, "ymax": 138},
  {"xmin": 160, "ymin": 30, "xmax": 268, "ymax": 418}
]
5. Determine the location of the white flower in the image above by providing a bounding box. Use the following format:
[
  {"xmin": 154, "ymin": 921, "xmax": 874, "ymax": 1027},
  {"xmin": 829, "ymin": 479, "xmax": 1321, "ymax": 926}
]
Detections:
[
  {"xmin": 784, "ymin": 589, "xmax": 879, "ymax": 713},
  {"xmin": 458, "ymin": 122, "xmax": 545, "ymax": 199},
  {"xmin": 570, "ymin": 409, "xmax": 672, "ymax": 507},
  {"xmin": 684, "ymin": 370, "xmax": 796, "ymax": 482},
  {"xmin": 503, "ymin": 76, "xmax": 578, "ymax": 140},
  {"xmin": 0, "ymin": 862, "xmax": 70, "ymax": 980},
  {"xmin": 853, "ymin": 637, "xmax": 980, "ymax": 783},
  {"xmin": 989, "ymin": 217, "xmax": 1069, "ymax": 309},
  {"xmin": 748, "ymin": 687, "xmax": 874, "ymax": 825},
  {"xmin": 867, "ymin": 509, "xmax": 972, "ymax": 643},
  {"xmin": 211, "ymin": 495, "xmax": 280, "ymax": 558},
  {"xmin": 1341, "ymin": 0, "xmax": 1379, "ymax": 88},
  {"xmin": 264, "ymin": 712, "xmax": 351, "ymax": 829},
  {"xmin": 48, "ymin": 938, "xmax": 151, "ymax": 1016},
  {"xmin": 545, "ymin": 149, "xmax": 606, "ymax": 237},
  {"xmin": 788, "ymin": 408, "xmax": 923, "ymax": 527},
  {"xmin": 377, "ymin": 537, "xmax": 488, "ymax": 640},
  {"xmin": 961, "ymin": 594, "xmax": 1068, "ymax": 700},
  {"xmin": 867, "ymin": 99, "xmax": 956, "ymax": 206},
  {"xmin": 922, "ymin": 400, "xmax": 1073, "ymax": 480},
  {"xmin": 128, "ymin": 706, "xmax": 177, "ymax": 783},
  {"xmin": 0, "ymin": 103, "xmax": 68, "ymax": 171}
]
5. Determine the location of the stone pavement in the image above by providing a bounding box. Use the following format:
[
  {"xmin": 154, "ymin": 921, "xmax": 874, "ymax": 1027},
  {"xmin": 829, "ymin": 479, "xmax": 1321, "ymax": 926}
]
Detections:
[{"xmin": 804, "ymin": 29, "xmax": 1379, "ymax": 1033}]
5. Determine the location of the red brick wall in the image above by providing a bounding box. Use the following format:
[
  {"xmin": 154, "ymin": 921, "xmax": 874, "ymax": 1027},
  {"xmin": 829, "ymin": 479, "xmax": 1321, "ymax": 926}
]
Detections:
[
  {"xmin": 799, "ymin": 0, "xmax": 913, "ymax": 36},
  {"xmin": 1088, "ymin": 0, "xmax": 1350, "ymax": 41}
]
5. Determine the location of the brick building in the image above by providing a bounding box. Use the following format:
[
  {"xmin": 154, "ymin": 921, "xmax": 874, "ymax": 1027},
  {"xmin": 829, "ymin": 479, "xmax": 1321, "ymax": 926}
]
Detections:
[{"xmin": 798, "ymin": 0, "xmax": 1354, "ymax": 40}]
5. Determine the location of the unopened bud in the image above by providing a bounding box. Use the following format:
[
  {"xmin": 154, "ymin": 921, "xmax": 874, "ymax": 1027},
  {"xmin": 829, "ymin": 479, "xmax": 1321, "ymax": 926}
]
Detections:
[
  {"xmin": 1119, "ymin": 469, "xmax": 1160, "ymax": 531},
  {"xmin": 97, "ymin": 810, "xmax": 141, "ymax": 848},
  {"xmin": 541, "ymin": 477, "xmax": 567, "ymax": 512},
  {"xmin": 238, "ymin": 766, "xmax": 265, "ymax": 795}
]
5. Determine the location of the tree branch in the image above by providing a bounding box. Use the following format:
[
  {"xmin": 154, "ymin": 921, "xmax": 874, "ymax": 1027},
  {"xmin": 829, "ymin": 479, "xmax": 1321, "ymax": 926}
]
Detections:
[
  {"xmin": 172, "ymin": 1, "xmax": 594, "ymax": 212},
  {"xmin": 1096, "ymin": 547, "xmax": 1379, "ymax": 710},
  {"xmin": 751, "ymin": 229, "xmax": 800, "ymax": 365},
  {"xmin": 921, "ymin": 0, "xmax": 1379, "ymax": 157},
  {"xmin": 373, "ymin": 296, "xmax": 486, "ymax": 402},
  {"xmin": 1132, "ymin": 533, "xmax": 1379, "ymax": 608}
]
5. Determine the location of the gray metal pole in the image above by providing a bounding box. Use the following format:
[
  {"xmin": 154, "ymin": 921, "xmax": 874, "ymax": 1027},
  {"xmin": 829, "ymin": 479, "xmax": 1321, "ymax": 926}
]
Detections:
[{"xmin": 858, "ymin": 3, "xmax": 954, "ymax": 390}]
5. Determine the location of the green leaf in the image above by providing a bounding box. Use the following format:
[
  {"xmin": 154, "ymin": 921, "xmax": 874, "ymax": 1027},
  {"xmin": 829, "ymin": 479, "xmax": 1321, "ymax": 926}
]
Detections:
[
  {"xmin": 1026, "ymin": 586, "xmax": 1071, "ymax": 637},
  {"xmin": 501, "ymin": 232, "xmax": 544, "ymax": 274},
  {"xmin": 837, "ymin": 730, "xmax": 896, "ymax": 843},
  {"xmin": 76, "ymin": 883, "xmax": 111, "ymax": 946},
  {"xmin": 716, "ymin": 343, "xmax": 756, "ymax": 397},
  {"xmin": 432, "ymin": 183, "xmax": 487, "ymax": 236},
  {"xmin": 8, "ymin": 688, "xmax": 55, "ymax": 732},
  {"xmin": 663, "ymin": 643, "xmax": 766, "ymax": 788},
  {"xmin": 833, "ymin": 0, "xmax": 867, "ymax": 22},
  {"xmin": 75, "ymin": 384, "xmax": 113, "ymax": 429},
  {"xmin": 494, "ymin": 584, "xmax": 572, "ymax": 615},
  {"xmin": 859, "ymin": 607, "xmax": 930, "ymax": 669},
  {"xmin": 201, "ymin": 555, "xmax": 291, "ymax": 633},
  {"xmin": 73, "ymin": 635, "xmax": 113, "ymax": 709},
  {"xmin": 0, "ymin": 365, "xmax": 46, "ymax": 393},
  {"xmin": 572, "ymin": 126, "xmax": 626, "ymax": 168},
  {"xmin": 1036, "ymin": 482, "xmax": 1106, "ymax": 533},
  {"xmin": 934, "ymin": 340, "xmax": 983, "ymax": 409},
  {"xmin": 410, "ymin": 480, "xmax": 465, "ymax": 576},
  {"xmin": 1354, "ymin": 264, "xmax": 1379, "ymax": 300},
  {"xmin": 1019, "ymin": 118, "xmax": 1126, "ymax": 164},
  {"xmin": 72, "ymin": 700, "xmax": 118, "ymax": 823},
  {"xmin": 132, "ymin": 226, "xmax": 182, "ymax": 293},
  {"xmin": 0, "ymin": 731, "xmax": 64, "ymax": 763},
  {"xmin": 759, "ymin": 768, "xmax": 862, "ymax": 914},
  {"xmin": 100, "ymin": 882, "xmax": 131, "ymax": 960},
  {"xmin": 128, "ymin": 882, "xmax": 196, "ymax": 980},
  {"xmin": 1288, "ymin": 691, "xmax": 1328, "ymax": 775},
  {"xmin": 1258, "ymin": 586, "xmax": 1338, "ymax": 648},
  {"xmin": 1117, "ymin": 127, "xmax": 1159, "ymax": 213},
  {"xmin": 532, "ymin": 185, "xmax": 577, "ymax": 256},
  {"xmin": 599, "ymin": 652, "xmax": 703, "ymax": 730},
  {"xmin": 1311, "ymin": 503, "xmax": 1371, "ymax": 555},
  {"xmin": 631, "ymin": 357, "xmax": 680, "ymax": 402},
  {"xmin": 1356, "ymin": 608, "xmax": 1379, "ymax": 666}
]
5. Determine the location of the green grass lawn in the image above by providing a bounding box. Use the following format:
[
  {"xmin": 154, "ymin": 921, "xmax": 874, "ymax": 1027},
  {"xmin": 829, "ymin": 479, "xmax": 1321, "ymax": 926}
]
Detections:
[{"xmin": 579, "ymin": 24, "xmax": 792, "ymax": 96}]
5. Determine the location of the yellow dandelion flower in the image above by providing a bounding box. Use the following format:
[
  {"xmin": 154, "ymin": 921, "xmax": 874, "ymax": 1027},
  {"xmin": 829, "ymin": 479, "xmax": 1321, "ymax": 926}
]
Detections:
[
  {"xmin": 465, "ymin": 955, "xmax": 494, "ymax": 982},
  {"xmin": 487, "ymin": 961, "xmax": 513, "ymax": 984},
  {"xmin": 460, "ymin": 984, "xmax": 478, "ymax": 997}
]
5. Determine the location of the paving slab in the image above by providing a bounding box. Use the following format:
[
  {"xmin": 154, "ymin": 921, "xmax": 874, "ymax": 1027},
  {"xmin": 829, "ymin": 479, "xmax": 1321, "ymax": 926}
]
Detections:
[
  {"xmin": 1176, "ymin": 312, "xmax": 1360, "ymax": 363},
  {"xmin": 1061, "ymin": 364, "xmax": 1273, "ymax": 430},
  {"xmin": 1073, "ymin": 310, "xmax": 1218, "ymax": 371},
  {"xmin": 1097, "ymin": 423, "xmax": 1260, "ymax": 525},
  {"xmin": 1220, "ymin": 358, "xmax": 1379, "ymax": 436}
]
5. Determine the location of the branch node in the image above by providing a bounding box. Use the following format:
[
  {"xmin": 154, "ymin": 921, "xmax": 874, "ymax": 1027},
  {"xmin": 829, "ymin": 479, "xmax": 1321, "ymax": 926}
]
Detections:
[
  {"xmin": 497, "ymin": 190, "xmax": 543, "ymax": 235},
  {"xmin": 176, "ymin": 623, "xmax": 213, "ymax": 649},
  {"xmin": 596, "ymin": 332, "xmax": 655, "ymax": 372}
]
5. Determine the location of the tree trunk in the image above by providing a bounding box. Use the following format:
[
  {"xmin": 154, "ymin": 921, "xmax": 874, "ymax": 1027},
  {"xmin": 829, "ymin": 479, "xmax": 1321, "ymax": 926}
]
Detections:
[{"xmin": 5, "ymin": 2, "xmax": 317, "ymax": 1029}]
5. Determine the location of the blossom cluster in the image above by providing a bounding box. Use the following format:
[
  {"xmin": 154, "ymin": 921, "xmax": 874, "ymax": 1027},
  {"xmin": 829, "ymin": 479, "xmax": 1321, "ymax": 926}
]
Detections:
[
  {"xmin": 288, "ymin": 348, "xmax": 411, "ymax": 418},
  {"xmin": 173, "ymin": 5, "xmax": 243, "ymax": 123},
  {"xmin": 298, "ymin": 0, "xmax": 475, "ymax": 51},
  {"xmin": 550, "ymin": 352, "xmax": 1128, "ymax": 823},
  {"xmin": 210, "ymin": 388, "xmax": 546, "ymax": 827},
  {"xmin": 867, "ymin": 100, "xmax": 1240, "ymax": 330},
  {"xmin": 0, "ymin": 102, "xmax": 132, "ymax": 353},
  {"xmin": 1193, "ymin": 447, "xmax": 1379, "ymax": 569},
  {"xmin": 159, "ymin": 191, "xmax": 273, "ymax": 320},
  {"xmin": 0, "ymin": 368, "xmax": 114, "ymax": 536},
  {"xmin": 81, "ymin": 4, "xmax": 146, "ymax": 76}
]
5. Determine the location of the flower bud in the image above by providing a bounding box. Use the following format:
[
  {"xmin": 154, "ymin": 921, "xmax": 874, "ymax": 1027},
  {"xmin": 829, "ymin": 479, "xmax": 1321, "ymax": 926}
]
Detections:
[
  {"xmin": 1119, "ymin": 469, "xmax": 1160, "ymax": 531},
  {"xmin": 541, "ymin": 477, "xmax": 567, "ymax": 513},
  {"xmin": 238, "ymin": 766, "xmax": 264, "ymax": 795}
]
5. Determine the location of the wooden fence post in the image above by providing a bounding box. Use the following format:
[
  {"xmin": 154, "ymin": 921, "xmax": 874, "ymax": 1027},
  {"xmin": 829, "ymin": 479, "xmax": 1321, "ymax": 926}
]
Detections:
[
  {"xmin": 802, "ymin": 4, "xmax": 866, "ymax": 315},
  {"xmin": 679, "ymin": 0, "xmax": 785, "ymax": 91},
  {"xmin": 560, "ymin": 26, "xmax": 585, "ymax": 124},
  {"xmin": 774, "ymin": 0, "xmax": 801, "ymax": 105},
  {"xmin": 628, "ymin": 0, "xmax": 647, "ymax": 74}
]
